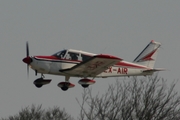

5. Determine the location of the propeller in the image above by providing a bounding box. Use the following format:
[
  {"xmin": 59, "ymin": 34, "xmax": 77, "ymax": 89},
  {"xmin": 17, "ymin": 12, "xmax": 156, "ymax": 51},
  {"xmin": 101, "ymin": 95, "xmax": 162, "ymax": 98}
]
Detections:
[
  {"xmin": 26, "ymin": 42, "xmax": 29, "ymax": 77},
  {"xmin": 23, "ymin": 42, "xmax": 37, "ymax": 77},
  {"xmin": 22, "ymin": 41, "xmax": 32, "ymax": 77}
]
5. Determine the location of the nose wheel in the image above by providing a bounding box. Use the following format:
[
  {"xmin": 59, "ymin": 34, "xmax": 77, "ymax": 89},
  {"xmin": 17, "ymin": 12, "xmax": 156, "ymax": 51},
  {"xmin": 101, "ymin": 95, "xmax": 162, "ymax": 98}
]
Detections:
[
  {"xmin": 33, "ymin": 77, "xmax": 52, "ymax": 88},
  {"xmin": 34, "ymin": 82, "xmax": 43, "ymax": 88}
]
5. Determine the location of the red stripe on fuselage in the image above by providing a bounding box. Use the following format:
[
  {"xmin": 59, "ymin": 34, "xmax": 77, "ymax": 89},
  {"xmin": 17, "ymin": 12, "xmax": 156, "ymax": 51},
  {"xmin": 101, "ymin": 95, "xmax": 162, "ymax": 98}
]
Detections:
[
  {"xmin": 35, "ymin": 56, "xmax": 60, "ymax": 60},
  {"xmin": 34, "ymin": 56, "xmax": 149, "ymax": 69},
  {"xmin": 34, "ymin": 56, "xmax": 81, "ymax": 63}
]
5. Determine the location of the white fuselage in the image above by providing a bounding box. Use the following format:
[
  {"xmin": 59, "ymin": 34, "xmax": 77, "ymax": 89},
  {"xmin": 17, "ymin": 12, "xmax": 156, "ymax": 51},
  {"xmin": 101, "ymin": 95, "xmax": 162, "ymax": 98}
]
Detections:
[{"xmin": 30, "ymin": 57, "xmax": 153, "ymax": 78}]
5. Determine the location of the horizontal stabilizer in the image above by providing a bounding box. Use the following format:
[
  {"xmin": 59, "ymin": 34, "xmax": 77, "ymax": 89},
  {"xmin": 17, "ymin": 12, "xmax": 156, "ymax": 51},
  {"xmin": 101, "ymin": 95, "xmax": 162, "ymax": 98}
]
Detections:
[{"xmin": 143, "ymin": 68, "xmax": 166, "ymax": 73}]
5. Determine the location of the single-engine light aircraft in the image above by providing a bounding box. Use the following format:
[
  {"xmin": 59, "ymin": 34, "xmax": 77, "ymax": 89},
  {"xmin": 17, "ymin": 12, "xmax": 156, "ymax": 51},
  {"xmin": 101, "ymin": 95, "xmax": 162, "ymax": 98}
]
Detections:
[{"xmin": 22, "ymin": 40, "xmax": 164, "ymax": 91}]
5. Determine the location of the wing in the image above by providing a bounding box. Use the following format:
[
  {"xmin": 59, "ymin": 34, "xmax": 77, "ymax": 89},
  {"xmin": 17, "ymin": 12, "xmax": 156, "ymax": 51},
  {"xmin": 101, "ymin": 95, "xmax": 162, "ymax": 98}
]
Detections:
[{"xmin": 60, "ymin": 54, "xmax": 123, "ymax": 77}]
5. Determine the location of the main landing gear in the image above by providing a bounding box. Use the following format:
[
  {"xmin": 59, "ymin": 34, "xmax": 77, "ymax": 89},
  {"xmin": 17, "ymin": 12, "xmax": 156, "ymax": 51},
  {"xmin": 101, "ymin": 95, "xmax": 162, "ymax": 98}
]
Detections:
[
  {"xmin": 57, "ymin": 76, "xmax": 96, "ymax": 91},
  {"xmin": 78, "ymin": 79, "xmax": 96, "ymax": 88},
  {"xmin": 57, "ymin": 76, "xmax": 75, "ymax": 91},
  {"xmin": 57, "ymin": 82, "xmax": 75, "ymax": 91}
]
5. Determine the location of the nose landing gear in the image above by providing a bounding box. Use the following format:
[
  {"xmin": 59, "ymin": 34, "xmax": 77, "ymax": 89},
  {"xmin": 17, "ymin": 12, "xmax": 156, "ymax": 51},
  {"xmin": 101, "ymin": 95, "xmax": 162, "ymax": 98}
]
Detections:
[{"xmin": 33, "ymin": 74, "xmax": 51, "ymax": 88}]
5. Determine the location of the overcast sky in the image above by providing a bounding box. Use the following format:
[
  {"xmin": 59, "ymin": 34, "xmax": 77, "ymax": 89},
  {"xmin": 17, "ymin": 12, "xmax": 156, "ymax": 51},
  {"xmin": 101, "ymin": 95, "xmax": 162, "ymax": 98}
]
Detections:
[{"xmin": 0, "ymin": 0, "xmax": 180, "ymax": 118}]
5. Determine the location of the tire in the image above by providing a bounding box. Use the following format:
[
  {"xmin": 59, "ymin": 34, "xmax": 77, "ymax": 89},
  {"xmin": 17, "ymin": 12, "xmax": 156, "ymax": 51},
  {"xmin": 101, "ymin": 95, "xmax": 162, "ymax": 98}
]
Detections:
[
  {"xmin": 35, "ymin": 84, "xmax": 43, "ymax": 88},
  {"xmin": 82, "ymin": 84, "xmax": 89, "ymax": 88},
  {"xmin": 61, "ymin": 86, "xmax": 68, "ymax": 91}
]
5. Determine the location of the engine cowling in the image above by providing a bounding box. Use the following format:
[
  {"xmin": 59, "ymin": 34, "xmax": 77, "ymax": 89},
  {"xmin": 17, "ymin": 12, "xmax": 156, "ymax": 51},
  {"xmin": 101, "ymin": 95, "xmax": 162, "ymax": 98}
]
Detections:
[
  {"xmin": 33, "ymin": 78, "xmax": 51, "ymax": 88},
  {"xmin": 57, "ymin": 82, "xmax": 75, "ymax": 91},
  {"xmin": 78, "ymin": 79, "xmax": 96, "ymax": 88}
]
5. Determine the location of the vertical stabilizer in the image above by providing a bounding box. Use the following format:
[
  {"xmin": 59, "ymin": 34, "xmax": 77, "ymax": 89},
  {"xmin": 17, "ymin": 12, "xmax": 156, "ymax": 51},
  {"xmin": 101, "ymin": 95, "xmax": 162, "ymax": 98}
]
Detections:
[{"xmin": 133, "ymin": 40, "xmax": 161, "ymax": 68}]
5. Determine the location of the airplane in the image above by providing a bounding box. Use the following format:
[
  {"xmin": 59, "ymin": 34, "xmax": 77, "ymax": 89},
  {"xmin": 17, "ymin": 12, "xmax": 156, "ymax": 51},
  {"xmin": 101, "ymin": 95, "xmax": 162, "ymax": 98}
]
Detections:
[{"xmin": 22, "ymin": 40, "xmax": 164, "ymax": 91}]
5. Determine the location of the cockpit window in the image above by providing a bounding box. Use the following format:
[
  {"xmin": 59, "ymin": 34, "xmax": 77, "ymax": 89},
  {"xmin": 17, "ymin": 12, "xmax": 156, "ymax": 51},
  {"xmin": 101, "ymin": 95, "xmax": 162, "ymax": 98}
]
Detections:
[
  {"xmin": 52, "ymin": 50, "xmax": 67, "ymax": 59},
  {"xmin": 65, "ymin": 52, "xmax": 79, "ymax": 61}
]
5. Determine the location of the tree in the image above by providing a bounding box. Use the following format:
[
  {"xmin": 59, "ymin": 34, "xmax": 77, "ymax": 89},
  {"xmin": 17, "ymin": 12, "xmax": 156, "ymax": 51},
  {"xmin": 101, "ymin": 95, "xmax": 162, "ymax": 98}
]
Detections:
[
  {"xmin": 77, "ymin": 75, "xmax": 180, "ymax": 120},
  {"xmin": 2, "ymin": 75, "xmax": 180, "ymax": 120},
  {"xmin": 1, "ymin": 104, "xmax": 74, "ymax": 120}
]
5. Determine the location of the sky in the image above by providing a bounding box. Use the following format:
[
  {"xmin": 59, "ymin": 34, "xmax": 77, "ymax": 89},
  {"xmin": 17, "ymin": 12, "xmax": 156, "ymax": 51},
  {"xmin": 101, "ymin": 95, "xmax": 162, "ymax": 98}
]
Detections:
[{"xmin": 0, "ymin": 0, "xmax": 180, "ymax": 118}]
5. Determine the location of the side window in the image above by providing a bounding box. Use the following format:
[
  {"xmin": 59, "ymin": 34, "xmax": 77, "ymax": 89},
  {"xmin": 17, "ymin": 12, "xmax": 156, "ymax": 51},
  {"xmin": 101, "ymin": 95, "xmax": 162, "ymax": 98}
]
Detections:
[
  {"xmin": 81, "ymin": 54, "xmax": 91, "ymax": 61},
  {"xmin": 65, "ymin": 52, "xmax": 79, "ymax": 61}
]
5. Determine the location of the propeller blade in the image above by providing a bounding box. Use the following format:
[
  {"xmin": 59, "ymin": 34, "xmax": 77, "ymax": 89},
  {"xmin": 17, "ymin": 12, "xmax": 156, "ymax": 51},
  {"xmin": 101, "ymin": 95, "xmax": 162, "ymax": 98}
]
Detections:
[
  {"xmin": 27, "ymin": 64, "xmax": 29, "ymax": 77},
  {"xmin": 26, "ymin": 41, "xmax": 29, "ymax": 57},
  {"xmin": 26, "ymin": 41, "xmax": 29, "ymax": 78}
]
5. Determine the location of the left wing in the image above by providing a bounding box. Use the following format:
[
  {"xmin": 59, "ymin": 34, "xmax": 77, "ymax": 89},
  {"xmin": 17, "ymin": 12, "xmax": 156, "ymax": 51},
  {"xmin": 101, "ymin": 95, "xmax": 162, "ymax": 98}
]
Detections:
[{"xmin": 60, "ymin": 54, "xmax": 122, "ymax": 77}]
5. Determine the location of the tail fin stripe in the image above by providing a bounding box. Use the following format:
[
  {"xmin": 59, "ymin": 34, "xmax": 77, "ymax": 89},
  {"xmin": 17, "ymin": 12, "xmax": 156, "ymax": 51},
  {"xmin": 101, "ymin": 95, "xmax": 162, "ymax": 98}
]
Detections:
[
  {"xmin": 137, "ymin": 48, "xmax": 158, "ymax": 62},
  {"xmin": 133, "ymin": 40, "xmax": 161, "ymax": 68}
]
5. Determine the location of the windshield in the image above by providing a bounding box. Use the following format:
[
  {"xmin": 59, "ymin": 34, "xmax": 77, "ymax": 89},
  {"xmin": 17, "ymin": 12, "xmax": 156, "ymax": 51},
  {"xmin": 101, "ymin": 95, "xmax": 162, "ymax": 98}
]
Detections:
[{"xmin": 52, "ymin": 50, "xmax": 67, "ymax": 59}]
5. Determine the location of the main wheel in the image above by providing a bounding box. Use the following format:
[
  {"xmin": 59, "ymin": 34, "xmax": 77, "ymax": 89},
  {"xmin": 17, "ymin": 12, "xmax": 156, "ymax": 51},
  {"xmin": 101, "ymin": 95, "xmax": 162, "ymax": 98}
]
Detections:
[
  {"xmin": 61, "ymin": 86, "xmax": 68, "ymax": 91},
  {"xmin": 81, "ymin": 84, "xmax": 89, "ymax": 88}
]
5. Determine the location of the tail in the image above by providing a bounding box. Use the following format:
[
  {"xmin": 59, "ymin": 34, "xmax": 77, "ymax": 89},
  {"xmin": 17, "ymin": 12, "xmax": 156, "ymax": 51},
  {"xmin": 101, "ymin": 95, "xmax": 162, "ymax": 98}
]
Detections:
[{"xmin": 133, "ymin": 40, "xmax": 161, "ymax": 68}]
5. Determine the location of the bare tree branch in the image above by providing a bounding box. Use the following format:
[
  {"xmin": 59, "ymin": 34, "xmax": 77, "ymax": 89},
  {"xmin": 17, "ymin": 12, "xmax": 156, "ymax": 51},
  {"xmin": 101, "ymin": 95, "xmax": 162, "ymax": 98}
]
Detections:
[{"xmin": 78, "ymin": 75, "xmax": 180, "ymax": 120}]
